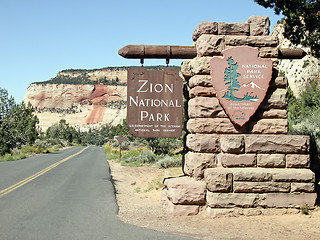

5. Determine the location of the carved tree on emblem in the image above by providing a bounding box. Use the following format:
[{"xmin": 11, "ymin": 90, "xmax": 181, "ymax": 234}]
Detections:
[{"xmin": 223, "ymin": 56, "xmax": 241, "ymax": 100}]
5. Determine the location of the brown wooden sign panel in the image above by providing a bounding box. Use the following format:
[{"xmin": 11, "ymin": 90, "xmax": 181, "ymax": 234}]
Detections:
[
  {"xmin": 127, "ymin": 67, "xmax": 183, "ymax": 138},
  {"xmin": 210, "ymin": 46, "xmax": 273, "ymax": 126},
  {"xmin": 114, "ymin": 136, "xmax": 126, "ymax": 144}
]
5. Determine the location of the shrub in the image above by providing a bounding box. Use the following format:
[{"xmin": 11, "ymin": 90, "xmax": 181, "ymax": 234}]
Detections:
[
  {"xmin": 155, "ymin": 155, "xmax": 182, "ymax": 168},
  {"xmin": 13, "ymin": 153, "xmax": 27, "ymax": 160},
  {"xmin": 34, "ymin": 138, "xmax": 64, "ymax": 149},
  {"xmin": 0, "ymin": 153, "xmax": 14, "ymax": 161},
  {"xmin": 104, "ymin": 145, "xmax": 121, "ymax": 160},
  {"xmin": 138, "ymin": 150, "xmax": 156, "ymax": 164},
  {"xmin": 288, "ymin": 82, "xmax": 320, "ymax": 172},
  {"xmin": 121, "ymin": 141, "xmax": 130, "ymax": 150},
  {"xmin": 120, "ymin": 149, "xmax": 156, "ymax": 166},
  {"xmin": 104, "ymin": 145, "xmax": 113, "ymax": 154},
  {"xmin": 20, "ymin": 145, "xmax": 44, "ymax": 155},
  {"xmin": 0, "ymin": 152, "xmax": 27, "ymax": 161},
  {"xmin": 122, "ymin": 149, "xmax": 142, "ymax": 163},
  {"xmin": 11, "ymin": 147, "xmax": 22, "ymax": 156},
  {"xmin": 131, "ymin": 138, "xmax": 148, "ymax": 148},
  {"xmin": 146, "ymin": 138, "xmax": 180, "ymax": 155},
  {"xmin": 111, "ymin": 141, "xmax": 119, "ymax": 148},
  {"xmin": 301, "ymin": 204, "xmax": 310, "ymax": 215},
  {"xmin": 44, "ymin": 145, "xmax": 60, "ymax": 153}
]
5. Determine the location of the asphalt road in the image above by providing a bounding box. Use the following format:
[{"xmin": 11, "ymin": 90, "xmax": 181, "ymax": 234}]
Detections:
[{"xmin": 0, "ymin": 146, "xmax": 194, "ymax": 240}]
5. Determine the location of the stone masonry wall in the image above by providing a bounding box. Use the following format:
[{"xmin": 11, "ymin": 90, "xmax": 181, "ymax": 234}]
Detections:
[{"xmin": 162, "ymin": 16, "xmax": 317, "ymax": 217}]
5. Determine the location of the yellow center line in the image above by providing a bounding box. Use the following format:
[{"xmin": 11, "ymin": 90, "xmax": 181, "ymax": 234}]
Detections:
[{"xmin": 0, "ymin": 146, "xmax": 89, "ymax": 198}]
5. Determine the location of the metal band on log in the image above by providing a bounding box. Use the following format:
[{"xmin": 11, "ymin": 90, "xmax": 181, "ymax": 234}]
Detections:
[{"xmin": 119, "ymin": 45, "xmax": 306, "ymax": 60}]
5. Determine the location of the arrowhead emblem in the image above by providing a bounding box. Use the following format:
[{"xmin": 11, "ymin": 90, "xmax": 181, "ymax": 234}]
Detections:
[{"xmin": 210, "ymin": 46, "xmax": 273, "ymax": 126}]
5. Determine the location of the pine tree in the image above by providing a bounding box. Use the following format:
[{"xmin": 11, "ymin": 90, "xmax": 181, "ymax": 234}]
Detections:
[
  {"xmin": 223, "ymin": 56, "xmax": 241, "ymax": 100},
  {"xmin": 0, "ymin": 88, "xmax": 39, "ymax": 155}
]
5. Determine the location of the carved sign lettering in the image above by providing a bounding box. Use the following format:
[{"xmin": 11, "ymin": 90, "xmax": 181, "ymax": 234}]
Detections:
[{"xmin": 127, "ymin": 67, "xmax": 182, "ymax": 137}]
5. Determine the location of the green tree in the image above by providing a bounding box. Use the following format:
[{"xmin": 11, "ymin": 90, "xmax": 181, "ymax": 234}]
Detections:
[
  {"xmin": 223, "ymin": 56, "xmax": 241, "ymax": 100},
  {"xmin": 0, "ymin": 88, "xmax": 39, "ymax": 155},
  {"xmin": 0, "ymin": 88, "xmax": 15, "ymax": 120},
  {"xmin": 46, "ymin": 119, "xmax": 81, "ymax": 144},
  {"xmin": 81, "ymin": 128, "xmax": 106, "ymax": 146},
  {"xmin": 254, "ymin": 0, "xmax": 320, "ymax": 57}
]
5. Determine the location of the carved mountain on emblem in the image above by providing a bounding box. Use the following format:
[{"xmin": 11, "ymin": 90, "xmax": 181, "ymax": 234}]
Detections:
[{"xmin": 242, "ymin": 82, "xmax": 265, "ymax": 90}]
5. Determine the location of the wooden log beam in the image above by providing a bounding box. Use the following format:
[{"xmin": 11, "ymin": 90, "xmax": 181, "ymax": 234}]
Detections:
[
  {"xmin": 118, "ymin": 45, "xmax": 197, "ymax": 59},
  {"xmin": 118, "ymin": 45, "xmax": 306, "ymax": 60},
  {"xmin": 278, "ymin": 48, "xmax": 306, "ymax": 59}
]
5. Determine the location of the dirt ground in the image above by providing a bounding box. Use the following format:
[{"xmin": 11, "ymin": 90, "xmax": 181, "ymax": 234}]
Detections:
[{"xmin": 108, "ymin": 160, "xmax": 320, "ymax": 240}]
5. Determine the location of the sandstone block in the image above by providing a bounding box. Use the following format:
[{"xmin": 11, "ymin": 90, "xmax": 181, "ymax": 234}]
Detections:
[
  {"xmin": 187, "ymin": 118, "xmax": 244, "ymax": 134},
  {"xmin": 207, "ymin": 192, "xmax": 259, "ymax": 208},
  {"xmin": 254, "ymin": 109, "xmax": 287, "ymax": 119},
  {"xmin": 167, "ymin": 203, "xmax": 200, "ymax": 216},
  {"xmin": 192, "ymin": 21, "xmax": 218, "ymax": 41},
  {"xmin": 261, "ymin": 193, "xmax": 317, "ymax": 208},
  {"xmin": 261, "ymin": 88, "xmax": 287, "ymax": 109},
  {"xmin": 162, "ymin": 193, "xmax": 200, "ymax": 216},
  {"xmin": 163, "ymin": 176, "xmax": 206, "ymax": 205},
  {"xmin": 206, "ymin": 207, "xmax": 235, "ymax": 218},
  {"xmin": 186, "ymin": 134, "xmax": 220, "ymax": 153},
  {"xmin": 218, "ymin": 22, "xmax": 250, "ymax": 35},
  {"xmin": 181, "ymin": 60, "xmax": 193, "ymax": 78},
  {"xmin": 206, "ymin": 207, "xmax": 262, "ymax": 218},
  {"xmin": 259, "ymin": 47, "xmax": 278, "ymax": 58},
  {"xmin": 245, "ymin": 135, "xmax": 310, "ymax": 154},
  {"xmin": 261, "ymin": 208, "xmax": 299, "ymax": 215},
  {"xmin": 247, "ymin": 16, "xmax": 270, "ymax": 36},
  {"xmin": 204, "ymin": 168, "xmax": 233, "ymax": 192},
  {"xmin": 268, "ymin": 88, "xmax": 288, "ymax": 106},
  {"xmin": 184, "ymin": 152, "xmax": 217, "ymax": 180},
  {"xmin": 271, "ymin": 169, "xmax": 314, "ymax": 182},
  {"xmin": 232, "ymin": 168, "xmax": 272, "ymax": 181},
  {"xmin": 235, "ymin": 208, "xmax": 263, "ymax": 216},
  {"xmin": 189, "ymin": 57, "xmax": 212, "ymax": 75},
  {"xmin": 188, "ymin": 75, "xmax": 212, "ymax": 88},
  {"xmin": 189, "ymin": 86, "xmax": 216, "ymax": 98},
  {"xmin": 220, "ymin": 154, "xmax": 256, "ymax": 167},
  {"xmin": 225, "ymin": 36, "xmax": 278, "ymax": 47},
  {"xmin": 286, "ymin": 154, "xmax": 310, "ymax": 168},
  {"xmin": 270, "ymin": 76, "xmax": 287, "ymax": 88},
  {"xmin": 233, "ymin": 182, "xmax": 290, "ymax": 193},
  {"xmin": 220, "ymin": 134, "xmax": 245, "ymax": 153},
  {"xmin": 249, "ymin": 119, "xmax": 288, "ymax": 134},
  {"xmin": 196, "ymin": 34, "xmax": 225, "ymax": 57},
  {"xmin": 291, "ymin": 183, "xmax": 315, "ymax": 193},
  {"xmin": 257, "ymin": 154, "xmax": 286, "ymax": 168},
  {"xmin": 188, "ymin": 97, "xmax": 226, "ymax": 118}
]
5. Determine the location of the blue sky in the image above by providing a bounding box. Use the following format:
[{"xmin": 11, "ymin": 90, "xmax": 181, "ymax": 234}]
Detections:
[{"xmin": 0, "ymin": 0, "xmax": 281, "ymax": 102}]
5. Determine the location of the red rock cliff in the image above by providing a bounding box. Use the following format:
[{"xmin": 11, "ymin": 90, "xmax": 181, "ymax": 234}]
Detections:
[{"xmin": 24, "ymin": 83, "xmax": 127, "ymax": 131}]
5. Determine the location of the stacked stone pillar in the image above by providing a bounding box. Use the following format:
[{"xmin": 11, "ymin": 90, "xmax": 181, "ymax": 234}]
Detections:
[{"xmin": 162, "ymin": 16, "xmax": 317, "ymax": 217}]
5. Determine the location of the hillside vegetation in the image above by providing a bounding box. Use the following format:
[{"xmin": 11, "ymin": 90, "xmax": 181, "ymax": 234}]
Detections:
[
  {"xmin": 34, "ymin": 66, "xmax": 179, "ymax": 85},
  {"xmin": 288, "ymin": 81, "xmax": 320, "ymax": 174}
]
